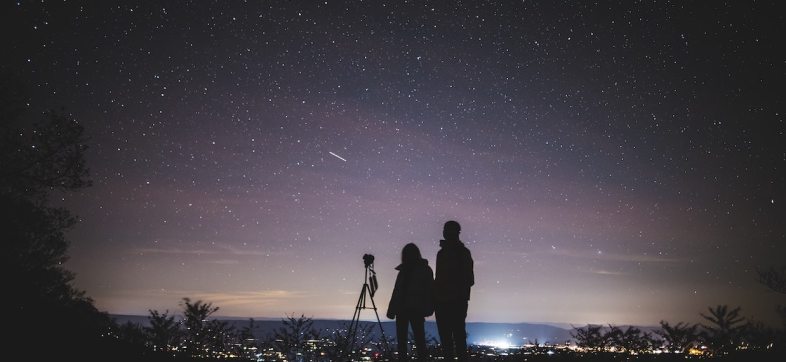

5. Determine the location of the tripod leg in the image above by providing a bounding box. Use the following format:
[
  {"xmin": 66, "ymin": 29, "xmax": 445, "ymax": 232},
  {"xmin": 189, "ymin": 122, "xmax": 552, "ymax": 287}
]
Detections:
[
  {"xmin": 342, "ymin": 283, "xmax": 367, "ymax": 361},
  {"xmin": 367, "ymin": 288, "xmax": 391, "ymax": 356}
]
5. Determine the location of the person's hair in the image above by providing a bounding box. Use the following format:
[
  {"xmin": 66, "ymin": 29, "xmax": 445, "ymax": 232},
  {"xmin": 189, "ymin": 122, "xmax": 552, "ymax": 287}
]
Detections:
[
  {"xmin": 401, "ymin": 243, "xmax": 422, "ymax": 264},
  {"xmin": 443, "ymin": 220, "xmax": 461, "ymax": 241},
  {"xmin": 444, "ymin": 220, "xmax": 461, "ymax": 233}
]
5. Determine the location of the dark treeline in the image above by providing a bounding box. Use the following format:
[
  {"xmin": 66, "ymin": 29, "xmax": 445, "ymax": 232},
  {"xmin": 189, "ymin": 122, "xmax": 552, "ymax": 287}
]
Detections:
[
  {"xmin": 111, "ymin": 299, "xmax": 354, "ymax": 361},
  {"xmin": 569, "ymin": 304, "xmax": 785, "ymax": 359},
  {"xmin": 109, "ymin": 297, "xmax": 786, "ymax": 361}
]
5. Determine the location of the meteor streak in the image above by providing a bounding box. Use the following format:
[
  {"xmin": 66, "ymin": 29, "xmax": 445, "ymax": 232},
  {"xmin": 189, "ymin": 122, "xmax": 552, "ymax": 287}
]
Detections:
[{"xmin": 328, "ymin": 151, "xmax": 347, "ymax": 162}]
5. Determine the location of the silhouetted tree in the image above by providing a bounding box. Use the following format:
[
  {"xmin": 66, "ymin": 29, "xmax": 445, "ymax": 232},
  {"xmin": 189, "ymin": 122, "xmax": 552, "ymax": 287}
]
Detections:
[
  {"xmin": 146, "ymin": 309, "xmax": 181, "ymax": 352},
  {"xmin": 272, "ymin": 313, "xmax": 320, "ymax": 361},
  {"xmin": 211, "ymin": 319, "xmax": 236, "ymax": 358},
  {"xmin": 523, "ymin": 338, "xmax": 549, "ymax": 355},
  {"xmin": 116, "ymin": 321, "xmax": 148, "ymax": 349},
  {"xmin": 700, "ymin": 305, "xmax": 746, "ymax": 355},
  {"xmin": 324, "ymin": 322, "xmax": 373, "ymax": 361},
  {"xmin": 106, "ymin": 320, "xmax": 156, "ymax": 360},
  {"xmin": 607, "ymin": 325, "xmax": 653, "ymax": 354},
  {"xmin": 656, "ymin": 320, "xmax": 699, "ymax": 353},
  {"xmin": 756, "ymin": 264, "xmax": 786, "ymax": 354},
  {"xmin": 1, "ymin": 71, "xmax": 110, "ymax": 358},
  {"xmin": 758, "ymin": 265, "xmax": 786, "ymax": 333},
  {"xmin": 759, "ymin": 266, "xmax": 786, "ymax": 295},
  {"xmin": 0, "ymin": 98, "xmax": 90, "ymax": 201},
  {"xmin": 237, "ymin": 318, "xmax": 260, "ymax": 358},
  {"xmin": 571, "ymin": 324, "xmax": 610, "ymax": 351},
  {"xmin": 744, "ymin": 319, "xmax": 780, "ymax": 351},
  {"xmin": 180, "ymin": 298, "xmax": 234, "ymax": 358}
]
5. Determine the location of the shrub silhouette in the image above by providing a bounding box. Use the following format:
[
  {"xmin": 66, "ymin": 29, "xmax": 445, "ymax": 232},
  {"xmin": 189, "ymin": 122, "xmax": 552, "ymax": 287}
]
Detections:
[
  {"xmin": 700, "ymin": 305, "xmax": 746, "ymax": 355},
  {"xmin": 656, "ymin": 320, "xmax": 698, "ymax": 353},
  {"xmin": 272, "ymin": 313, "xmax": 320, "ymax": 361}
]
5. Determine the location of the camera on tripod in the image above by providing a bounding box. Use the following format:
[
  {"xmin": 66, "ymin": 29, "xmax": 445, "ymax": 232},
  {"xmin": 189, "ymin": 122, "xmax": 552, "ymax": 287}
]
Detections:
[
  {"xmin": 362, "ymin": 254, "xmax": 378, "ymax": 297},
  {"xmin": 363, "ymin": 253, "xmax": 375, "ymax": 268}
]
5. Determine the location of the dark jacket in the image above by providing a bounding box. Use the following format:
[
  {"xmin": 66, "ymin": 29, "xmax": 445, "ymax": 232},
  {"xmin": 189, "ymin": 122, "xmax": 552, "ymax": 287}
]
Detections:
[
  {"xmin": 434, "ymin": 239, "xmax": 474, "ymax": 303},
  {"xmin": 386, "ymin": 258, "xmax": 435, "ymax": 318}
]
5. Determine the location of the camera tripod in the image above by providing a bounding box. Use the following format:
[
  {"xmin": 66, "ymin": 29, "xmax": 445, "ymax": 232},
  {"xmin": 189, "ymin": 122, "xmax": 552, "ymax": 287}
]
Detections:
[{"xmin": 342, "ymin": 256, "xmax": 389, "ymax": 360}]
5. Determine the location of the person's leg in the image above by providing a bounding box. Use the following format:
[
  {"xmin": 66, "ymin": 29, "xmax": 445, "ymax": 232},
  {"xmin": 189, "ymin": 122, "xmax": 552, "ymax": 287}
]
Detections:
[
  {"xmin": 454, "ymin": 301, "xmax": 469, "ymax": 361},
  {"xmin": 434, "ymin": 304, "xmax": 454, "ymax": 359},
  {"xmin": 396, "ymin": 316, "xmax": 409, "ymax": 360},
  {"xmin": 411, "ymin": 316, "xmax": 427, "ymax": 360}
]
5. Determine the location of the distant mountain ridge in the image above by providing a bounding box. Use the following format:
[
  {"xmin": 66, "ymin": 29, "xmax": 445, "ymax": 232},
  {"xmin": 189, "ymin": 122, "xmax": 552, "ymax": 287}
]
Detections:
[{"xmin": 110, "ymin": 314, "xmax": 574, "ymax": 345}]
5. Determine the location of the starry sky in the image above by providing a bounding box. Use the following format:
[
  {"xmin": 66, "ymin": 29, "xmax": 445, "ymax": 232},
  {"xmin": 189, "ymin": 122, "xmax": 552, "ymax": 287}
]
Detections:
[{"xmin": 4, "ymin": 1, "xmax": 785, "ymax": 326}]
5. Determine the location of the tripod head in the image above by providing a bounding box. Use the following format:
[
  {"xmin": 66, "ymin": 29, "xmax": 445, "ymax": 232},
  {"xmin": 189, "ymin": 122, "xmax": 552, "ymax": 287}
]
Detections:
[
  {"xmin": 361, "ymin": 254, "xmax": 379, "ymax": 297},
  {"xmin": 362, "ymin": 253, "xmax": 375, "ymax": 269}
]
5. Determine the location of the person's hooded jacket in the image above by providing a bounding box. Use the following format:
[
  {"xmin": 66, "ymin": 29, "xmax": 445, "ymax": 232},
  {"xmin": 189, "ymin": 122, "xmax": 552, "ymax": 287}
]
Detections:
[
  {"xmin": 434, "ymin": 239, "xmax": 474, "ymax": 303},
  {"xmin": 386, "ymin": 258, "xmax": 435, "ymax": 318}
]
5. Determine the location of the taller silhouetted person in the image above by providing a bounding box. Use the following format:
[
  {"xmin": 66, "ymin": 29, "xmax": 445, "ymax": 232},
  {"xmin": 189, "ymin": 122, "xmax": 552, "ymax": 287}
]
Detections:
[{"xmin": 434, "ymin": 220, "xmax": 474, "ymax": 361}]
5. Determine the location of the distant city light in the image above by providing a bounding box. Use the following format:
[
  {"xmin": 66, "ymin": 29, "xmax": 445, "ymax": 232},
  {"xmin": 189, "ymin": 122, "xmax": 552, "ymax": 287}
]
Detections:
[{"xmin": 478, "ymin": 339, "xmax": 514, "ymax": 349}]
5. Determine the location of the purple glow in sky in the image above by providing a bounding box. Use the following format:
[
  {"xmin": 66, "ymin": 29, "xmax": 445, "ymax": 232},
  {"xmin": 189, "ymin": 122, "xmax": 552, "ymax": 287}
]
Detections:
[{"xmin": 4, "ymin": 1, "xmax": 785, "ymax": 326}]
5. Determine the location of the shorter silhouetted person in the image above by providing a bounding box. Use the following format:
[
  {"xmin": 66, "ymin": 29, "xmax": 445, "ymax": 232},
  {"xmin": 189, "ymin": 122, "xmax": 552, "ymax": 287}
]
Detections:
[
  {"xmin": 386, "ymin": 243, "xmax": 434, "ymax": 361},
  {"xmin": 434, "ymin": 220, "xmax": 474, "ymax": 361}
]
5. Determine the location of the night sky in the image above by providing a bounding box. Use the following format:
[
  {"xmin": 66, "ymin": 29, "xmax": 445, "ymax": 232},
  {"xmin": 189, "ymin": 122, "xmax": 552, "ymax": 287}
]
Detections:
[{"xmin": 4, "ymin": 1, "xmax": 785, "ymax": 326}]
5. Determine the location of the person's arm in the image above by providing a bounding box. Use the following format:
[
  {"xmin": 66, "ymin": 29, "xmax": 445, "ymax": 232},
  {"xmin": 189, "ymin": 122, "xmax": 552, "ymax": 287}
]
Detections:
[
  {"xmin": 386, "ymin": 272, "xmax": 403, "ymax": 319},
  {"xmin": 465, "ymin": 250, "xmax": 474, "ymax": 287},
  {"xmin": 434, "ymin": 249, "xmax": 444, "ymax": 286},
  {"xmin": 425, "ymin": 266, "xmax": 435, "ymax": 316}
]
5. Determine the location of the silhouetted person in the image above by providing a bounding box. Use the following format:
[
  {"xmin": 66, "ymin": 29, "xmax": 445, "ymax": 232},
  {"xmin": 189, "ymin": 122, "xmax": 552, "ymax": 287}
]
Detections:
[
  {"xmin": 386, "ymin": 243, "xmax": 435, "ymax": 361},
  {"xmin": 434, "ymin": 220, "xmax": 474, "ymax": 361}
]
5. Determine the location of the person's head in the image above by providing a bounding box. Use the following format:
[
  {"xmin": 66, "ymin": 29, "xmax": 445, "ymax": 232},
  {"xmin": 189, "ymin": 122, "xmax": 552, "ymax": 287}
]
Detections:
[
  {"xmin": 401, "ymin": 243, "xmax": 422, "ymax": 264},
  {"xmin": 443, "ymin": 220, "xmax": 461, "ymax": 241}
]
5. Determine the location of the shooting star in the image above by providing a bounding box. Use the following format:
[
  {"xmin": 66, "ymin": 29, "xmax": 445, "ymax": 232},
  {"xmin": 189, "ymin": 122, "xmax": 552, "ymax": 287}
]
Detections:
[{"xmin": 328, "ymin": 151, "xmax": 347, "ymax": 162}]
